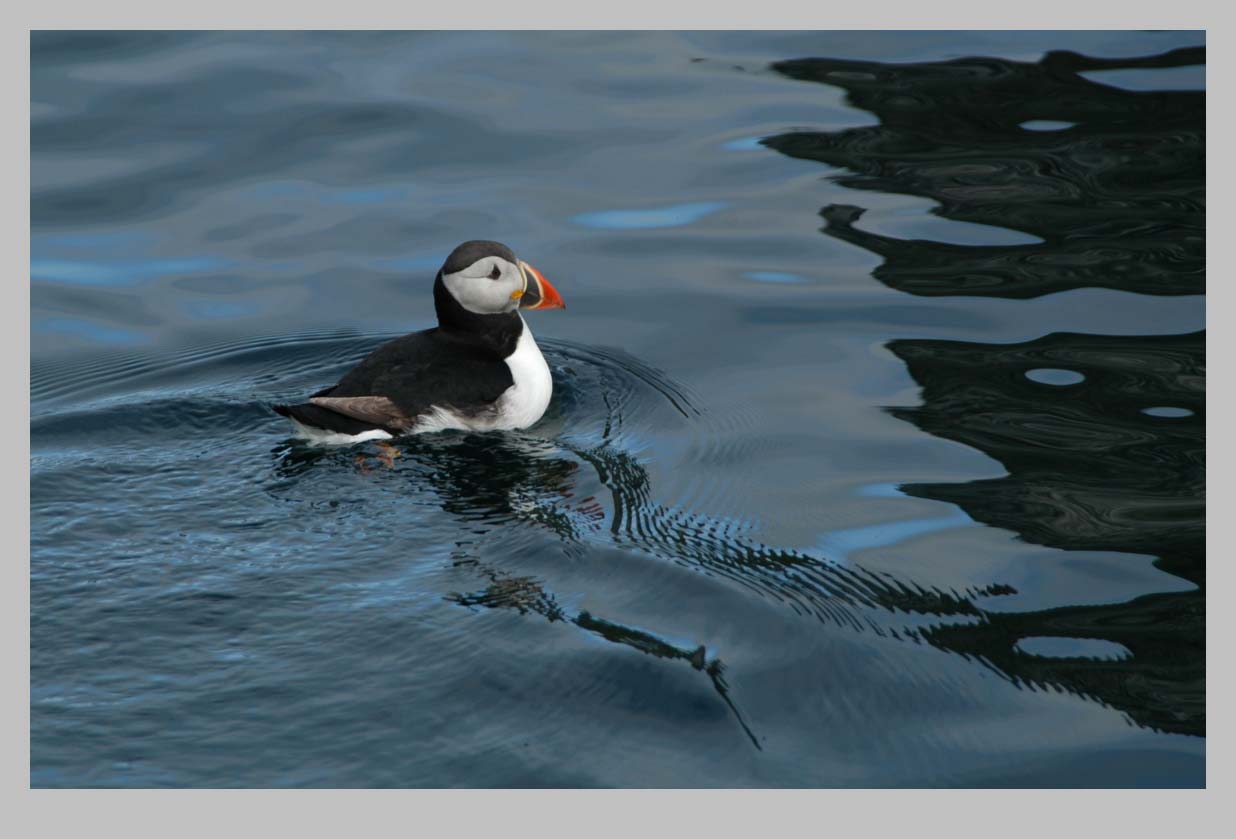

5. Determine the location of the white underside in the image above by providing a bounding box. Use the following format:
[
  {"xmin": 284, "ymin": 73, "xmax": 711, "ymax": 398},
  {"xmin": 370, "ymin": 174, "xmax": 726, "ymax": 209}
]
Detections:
[
  {"xmin": 287, "ymin": 317, "xmax": 553, "ymax": 446},
  {"xmin": 288, "ymin": 419, "xmax": 394, "ymax": 446}
]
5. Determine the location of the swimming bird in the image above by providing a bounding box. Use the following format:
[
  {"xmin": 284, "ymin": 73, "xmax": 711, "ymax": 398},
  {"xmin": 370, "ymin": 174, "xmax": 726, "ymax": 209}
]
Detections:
[{"xmin": 274, "ymin": 240, "xmax": 565, "ymax": 443}]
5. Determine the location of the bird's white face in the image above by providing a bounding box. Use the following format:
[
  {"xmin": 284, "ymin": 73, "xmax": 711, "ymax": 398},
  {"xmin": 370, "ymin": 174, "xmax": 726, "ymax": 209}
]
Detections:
[{"xmin": 441, "ymin": 255, "xmax": 526, "ymax": 316}]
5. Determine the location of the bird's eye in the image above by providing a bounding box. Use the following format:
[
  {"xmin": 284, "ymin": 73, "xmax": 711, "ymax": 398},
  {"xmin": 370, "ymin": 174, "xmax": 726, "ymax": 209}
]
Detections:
[{"xmin": 489, "ymin": 265, "xmax": 502, "ymax": 280}]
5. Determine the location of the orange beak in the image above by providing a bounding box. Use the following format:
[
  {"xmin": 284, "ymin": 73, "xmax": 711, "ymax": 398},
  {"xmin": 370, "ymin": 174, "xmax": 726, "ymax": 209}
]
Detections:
[{"xmin": 518, "ymin": 260, "xmax": 565, "ymax": 310}]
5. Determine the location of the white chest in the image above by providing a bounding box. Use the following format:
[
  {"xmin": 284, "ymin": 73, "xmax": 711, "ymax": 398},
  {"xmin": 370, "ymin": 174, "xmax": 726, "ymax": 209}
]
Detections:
[{"xmin": 494, "ymin": 320, "xmax": 553, "ymax": 429}]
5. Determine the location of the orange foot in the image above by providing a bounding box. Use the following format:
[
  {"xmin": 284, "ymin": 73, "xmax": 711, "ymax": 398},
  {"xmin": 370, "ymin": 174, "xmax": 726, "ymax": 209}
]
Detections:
[{"xmin": 376, "ymin": 441, "xmax": 401, "ymax": 469}]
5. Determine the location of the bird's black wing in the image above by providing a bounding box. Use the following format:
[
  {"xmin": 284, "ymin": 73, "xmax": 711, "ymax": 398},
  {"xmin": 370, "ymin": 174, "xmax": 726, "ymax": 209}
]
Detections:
[{"xmin": 274, "ymin": 329, "xmax": 514, "ymax": 434}]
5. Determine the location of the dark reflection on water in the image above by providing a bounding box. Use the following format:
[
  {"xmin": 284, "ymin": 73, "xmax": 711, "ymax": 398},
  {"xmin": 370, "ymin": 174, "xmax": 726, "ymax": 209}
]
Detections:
[
  {"xmin": 759, "ymin": 45, "xmax": 1206, "ymax": 737},
  {"xmin": 890, "ymin": 331, "xmax": 1204, "ymax": 736},
  {"xmin": 766, "ymin": 47, "xmax": 1204, "ymax": 298},
  {"xmin": 31, "ymin": 31, "xmax": 1205, "ymax": 787},
  {"xmin": 892, "ymin": 332, "xmax": 1204, "ymax": 570}
]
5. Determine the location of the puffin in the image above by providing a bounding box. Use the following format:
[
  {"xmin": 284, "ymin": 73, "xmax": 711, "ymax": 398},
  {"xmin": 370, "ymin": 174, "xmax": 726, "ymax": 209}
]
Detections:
[{"xmin": 274, "ymin": 240, "xmax": 565, "ymax": 443}]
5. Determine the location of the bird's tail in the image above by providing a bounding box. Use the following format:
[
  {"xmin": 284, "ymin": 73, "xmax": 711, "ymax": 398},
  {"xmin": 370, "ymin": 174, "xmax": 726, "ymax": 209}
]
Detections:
[{"xmin": 272, "ymin": 403, "xmax": 391, "ymax": 436}]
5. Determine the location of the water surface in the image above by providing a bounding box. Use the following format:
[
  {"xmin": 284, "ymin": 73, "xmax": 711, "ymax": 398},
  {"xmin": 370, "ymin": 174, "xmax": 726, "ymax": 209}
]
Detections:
[{"xmin": 31, "ymin": 30, "xmax": 1205, "ymax": 788}]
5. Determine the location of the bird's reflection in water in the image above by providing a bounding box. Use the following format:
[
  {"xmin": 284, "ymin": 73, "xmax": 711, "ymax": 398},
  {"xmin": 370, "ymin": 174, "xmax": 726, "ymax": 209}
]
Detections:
[{"xmin": 357, "ymin": 430, "xmax": 767, "ymax": 748}]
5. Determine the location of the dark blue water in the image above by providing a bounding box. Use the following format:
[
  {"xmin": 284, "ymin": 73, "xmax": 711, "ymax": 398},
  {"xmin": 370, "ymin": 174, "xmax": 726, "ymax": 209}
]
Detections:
[{"xmin": 30, "ymin": 31, "xmax": 1205, "ymax": 788}]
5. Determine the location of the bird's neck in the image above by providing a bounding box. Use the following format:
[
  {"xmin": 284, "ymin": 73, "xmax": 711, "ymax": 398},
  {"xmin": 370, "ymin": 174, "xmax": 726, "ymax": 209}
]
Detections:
[{"xmin": 433, "ymin": 273, "xmax": 524, "ymax": 356}]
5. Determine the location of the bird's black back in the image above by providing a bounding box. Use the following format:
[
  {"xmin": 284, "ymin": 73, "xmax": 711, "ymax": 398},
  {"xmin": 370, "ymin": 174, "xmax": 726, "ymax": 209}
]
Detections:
[{"xmin": 323, "ymin": 326, "xmax": 516, "ymax": 417}]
